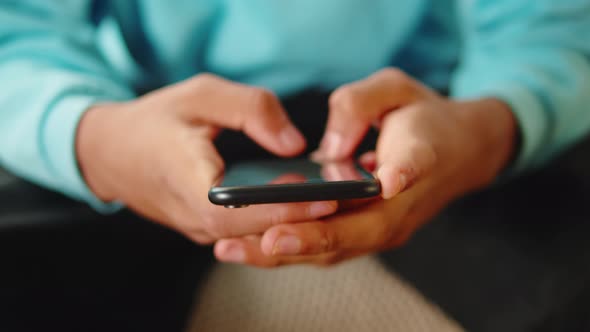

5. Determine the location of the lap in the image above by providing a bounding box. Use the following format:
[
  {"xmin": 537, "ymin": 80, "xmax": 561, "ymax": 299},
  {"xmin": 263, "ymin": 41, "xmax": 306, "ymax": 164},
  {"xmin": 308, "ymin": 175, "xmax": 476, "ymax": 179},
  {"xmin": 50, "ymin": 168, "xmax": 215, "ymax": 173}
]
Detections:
[{"xmin": 188, "ymin": 257, "xmax": 464, "ymax": 332}]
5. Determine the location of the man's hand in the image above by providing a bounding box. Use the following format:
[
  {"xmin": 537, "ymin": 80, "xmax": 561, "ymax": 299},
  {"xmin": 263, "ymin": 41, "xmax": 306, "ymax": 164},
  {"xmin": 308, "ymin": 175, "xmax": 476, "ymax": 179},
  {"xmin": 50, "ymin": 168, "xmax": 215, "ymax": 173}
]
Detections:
[
  {"xmin": 76, "ymin": 74, "xmax": 338, "ymax": 247},
  {"xmin": 214, "ymin": 68, "xmax": 517, "ymax": 266}
]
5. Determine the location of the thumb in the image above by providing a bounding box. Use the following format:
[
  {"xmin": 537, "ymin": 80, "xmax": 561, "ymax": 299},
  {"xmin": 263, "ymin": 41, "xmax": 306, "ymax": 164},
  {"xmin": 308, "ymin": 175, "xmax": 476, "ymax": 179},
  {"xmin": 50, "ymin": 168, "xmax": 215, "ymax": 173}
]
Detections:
[
  {"xmin": 376, "ymin": 142, "xmax": 436, "ymax": 199},
  {"xmin": 375, "ymin": 117, "xmax": 437, "ymax": 199}
]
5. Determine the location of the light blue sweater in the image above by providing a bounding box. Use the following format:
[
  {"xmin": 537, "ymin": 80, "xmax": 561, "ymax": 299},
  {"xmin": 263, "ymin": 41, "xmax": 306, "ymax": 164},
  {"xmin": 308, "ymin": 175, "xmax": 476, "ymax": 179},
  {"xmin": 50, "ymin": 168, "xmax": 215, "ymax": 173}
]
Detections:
[{"xmin": 0, "ymin": 1, "xmax": 589, "ymax": 210}]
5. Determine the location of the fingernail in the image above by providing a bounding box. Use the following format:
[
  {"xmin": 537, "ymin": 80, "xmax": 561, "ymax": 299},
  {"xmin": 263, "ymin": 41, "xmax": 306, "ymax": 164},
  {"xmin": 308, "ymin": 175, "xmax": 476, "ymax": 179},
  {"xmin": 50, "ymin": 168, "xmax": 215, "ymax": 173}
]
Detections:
[
  {"xmin": 378, "ymin": 165, "xmax": 406, "ymax": 200},
  {"xmin": 322, "ymin": 132, "xmax": 343, "ymax": 160},
  {"xmin": 221, "ymin": 244, "xmax": 245, "ymax": 263},
  {"xmin": 309, "ymin": 201, "xmax": 336, "ymax": 217},
  {"xmin": 381, "ymin": 172, "xmax": 408, "ymax": 199},
  {"xmin": 273, "ymin": 235, "xmax": 302, "ymax": 255},
  {"xmin": 280, "ymin": 126, "xmax": 304, "ymax": 150}
]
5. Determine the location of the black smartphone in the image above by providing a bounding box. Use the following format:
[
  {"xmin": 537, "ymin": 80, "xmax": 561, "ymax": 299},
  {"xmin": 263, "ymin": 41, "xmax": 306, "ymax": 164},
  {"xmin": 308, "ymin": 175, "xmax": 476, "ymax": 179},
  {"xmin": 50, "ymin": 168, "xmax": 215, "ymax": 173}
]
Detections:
[{"xmin": 208, "ymin": 158, "xmax": 381, "ymax": 208}]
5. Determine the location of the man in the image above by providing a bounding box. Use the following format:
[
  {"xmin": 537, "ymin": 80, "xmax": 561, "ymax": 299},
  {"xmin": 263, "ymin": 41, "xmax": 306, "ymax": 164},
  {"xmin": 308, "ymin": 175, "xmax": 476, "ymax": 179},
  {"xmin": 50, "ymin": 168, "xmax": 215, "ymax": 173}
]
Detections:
[{"xmin": 0, "ymin": 0, "xmax": 589, "ymax": 270}]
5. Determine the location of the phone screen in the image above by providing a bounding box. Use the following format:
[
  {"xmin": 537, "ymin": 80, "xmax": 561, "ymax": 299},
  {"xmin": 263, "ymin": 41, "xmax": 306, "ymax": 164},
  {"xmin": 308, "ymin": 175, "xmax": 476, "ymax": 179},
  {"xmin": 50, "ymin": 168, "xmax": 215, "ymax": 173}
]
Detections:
[{"xmin": 218, "ymin": 159, "xmax": 373, "ymax": 187}]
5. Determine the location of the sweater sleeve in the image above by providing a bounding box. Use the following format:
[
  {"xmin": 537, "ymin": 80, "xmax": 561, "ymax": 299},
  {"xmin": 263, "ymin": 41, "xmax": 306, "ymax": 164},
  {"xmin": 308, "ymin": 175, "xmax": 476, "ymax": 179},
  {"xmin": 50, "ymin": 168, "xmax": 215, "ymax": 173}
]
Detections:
[
  {"xmin": 451, "ymin": 0, "xmax": 590, "ymax": 172},
  {"xmin": 0, "ymin": 1, "xmax": 135, "ymax": 212}
]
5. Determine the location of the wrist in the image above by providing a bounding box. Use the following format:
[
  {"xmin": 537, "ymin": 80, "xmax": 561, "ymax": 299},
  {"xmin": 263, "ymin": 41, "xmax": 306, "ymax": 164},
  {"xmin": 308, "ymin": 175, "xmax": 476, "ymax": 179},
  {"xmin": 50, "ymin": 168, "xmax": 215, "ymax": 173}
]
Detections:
[
  {"xmin": 452, "ymin": 98, "xmax": 518, "ymax": 181},
  {"xmin": 76, "ymin": 103, "xmax": 126, "ymax": 202}
]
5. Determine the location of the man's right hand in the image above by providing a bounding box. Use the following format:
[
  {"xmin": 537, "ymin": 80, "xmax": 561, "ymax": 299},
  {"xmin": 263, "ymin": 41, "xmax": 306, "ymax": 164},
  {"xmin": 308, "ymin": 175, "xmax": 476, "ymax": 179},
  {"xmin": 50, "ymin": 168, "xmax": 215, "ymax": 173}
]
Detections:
[{"xmin": 75, "ymin": 74, "xmax": 338, "ymax": 250}]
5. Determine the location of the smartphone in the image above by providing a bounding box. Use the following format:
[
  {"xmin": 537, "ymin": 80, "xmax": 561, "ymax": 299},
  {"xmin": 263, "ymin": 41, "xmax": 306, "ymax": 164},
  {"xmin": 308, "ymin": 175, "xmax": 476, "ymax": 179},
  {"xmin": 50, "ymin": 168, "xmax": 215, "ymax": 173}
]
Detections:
[{"xmin": 208, "ymin": 158, "xmax": 381, "ymax": 208}]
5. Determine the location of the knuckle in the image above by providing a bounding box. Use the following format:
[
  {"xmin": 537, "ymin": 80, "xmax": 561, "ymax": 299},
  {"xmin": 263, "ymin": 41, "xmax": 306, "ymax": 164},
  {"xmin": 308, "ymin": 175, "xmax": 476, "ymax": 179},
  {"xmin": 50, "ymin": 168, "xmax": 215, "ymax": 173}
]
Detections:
[
  {"xmin": 178, "ymin": 73, "xmax": 221, "ymax": 101},
  {"xmin": 317, "ymin": 253, "xmax": 342, "ymax": 267},
  {"xmin": 318, "ymin": 226, "xmax": 337, "ymax": 252},
  {"xmin": 295, "ymin": 238, "xmax": 316, "ymax": 256},
  {"xmin": 329, "ymin": 86, "xmax": 362, "ymax": 115},
  {"xmin": 249, "ymin": 88, "xmax": 279, "ymax": 115},
  {"xmin": 380, "ymin": 67, "xmax": 408, "ymax": 81},
  {"xmin": 195, "ymin": 72, "xmax": 216, "ymax": 83},
  {"xmin": 269, "ymin": 207, "xmax": 289, "ymax": 226},
  {"xmin": 328, "ymin": 87, "xmax": 346, "ymax": 109},
  {"xmin": 198, "ymin": 150, "xmax": 225, "ymax": 174},
  {"xmin": 378, "ymin": 67, "xmax": 408, "ymax": 80},
  {"xmin": 189, "ymin": 73, "xmax": 218, "ymax": 90},
  {"xmin": 380, "ymin": 68, "xmax": 418, "ymax": 95}
]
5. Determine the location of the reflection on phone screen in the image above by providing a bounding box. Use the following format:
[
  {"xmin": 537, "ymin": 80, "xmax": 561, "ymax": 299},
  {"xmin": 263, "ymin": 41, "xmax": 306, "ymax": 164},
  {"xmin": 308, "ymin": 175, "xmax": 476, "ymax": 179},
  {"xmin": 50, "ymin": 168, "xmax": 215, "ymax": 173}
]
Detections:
[{"xmin": 219, "ymin": 159, "xmax": 371, "ymax": 187}]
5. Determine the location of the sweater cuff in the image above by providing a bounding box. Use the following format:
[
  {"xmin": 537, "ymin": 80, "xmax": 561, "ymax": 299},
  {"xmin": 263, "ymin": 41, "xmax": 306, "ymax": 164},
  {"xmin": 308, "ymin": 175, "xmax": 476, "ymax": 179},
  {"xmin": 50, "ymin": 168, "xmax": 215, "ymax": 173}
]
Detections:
[
  {"xmin": 453, "ymin": 84, "xmax": 549, "ymax": 174},
  {"xmin": 42, "ymin": 93, "xmax": 132, "ymax": 213}
]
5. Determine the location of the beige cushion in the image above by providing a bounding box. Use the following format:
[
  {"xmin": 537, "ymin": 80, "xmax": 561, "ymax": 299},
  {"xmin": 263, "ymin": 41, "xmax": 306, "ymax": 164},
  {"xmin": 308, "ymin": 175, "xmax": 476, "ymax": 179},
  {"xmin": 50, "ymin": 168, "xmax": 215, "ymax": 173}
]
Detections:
[{"xmin": 187, "ymin": 256, "xmax": 464, "ymax": 332}]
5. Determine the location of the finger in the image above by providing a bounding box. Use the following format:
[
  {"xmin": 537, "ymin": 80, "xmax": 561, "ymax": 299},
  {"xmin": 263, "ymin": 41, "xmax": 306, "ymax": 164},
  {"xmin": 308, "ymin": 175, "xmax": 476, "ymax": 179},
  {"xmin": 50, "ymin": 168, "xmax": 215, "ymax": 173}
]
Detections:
[
  {"xmin": 201, "ymin": 199, "xmax": 339, "ymax": 239},
  {"xmin": 315, "ymin": 68, "xmax": 423, "ymax": 161},
  {"xmin": 214, "ymin": 236, "xmax": 339, "ymax": 267},
  {"xmin": 259, "ymin": 199, "xmax": 410, "ymax": 256},
  {"xmin": 192, "ymin": 124, "xmax": 221, "ymax": 140},
  {"xmin": 375, "ymin": 107, "xmax": 437, "ymax": 199},
  {"xmin": 178, "ymin": 74, "xmax": 306, "ymax": 156}
]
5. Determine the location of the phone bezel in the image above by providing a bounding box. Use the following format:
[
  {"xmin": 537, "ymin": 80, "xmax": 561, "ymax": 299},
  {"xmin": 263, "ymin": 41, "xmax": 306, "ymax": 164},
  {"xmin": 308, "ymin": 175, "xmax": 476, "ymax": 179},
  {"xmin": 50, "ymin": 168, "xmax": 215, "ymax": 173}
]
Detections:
[
  {"xmin": 208, "ymin": 178, "xmax": 381, "ymax": 207},
  {"xmin": 208, "ymin": 159, "xmax": 382, "ymax": 207}
]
